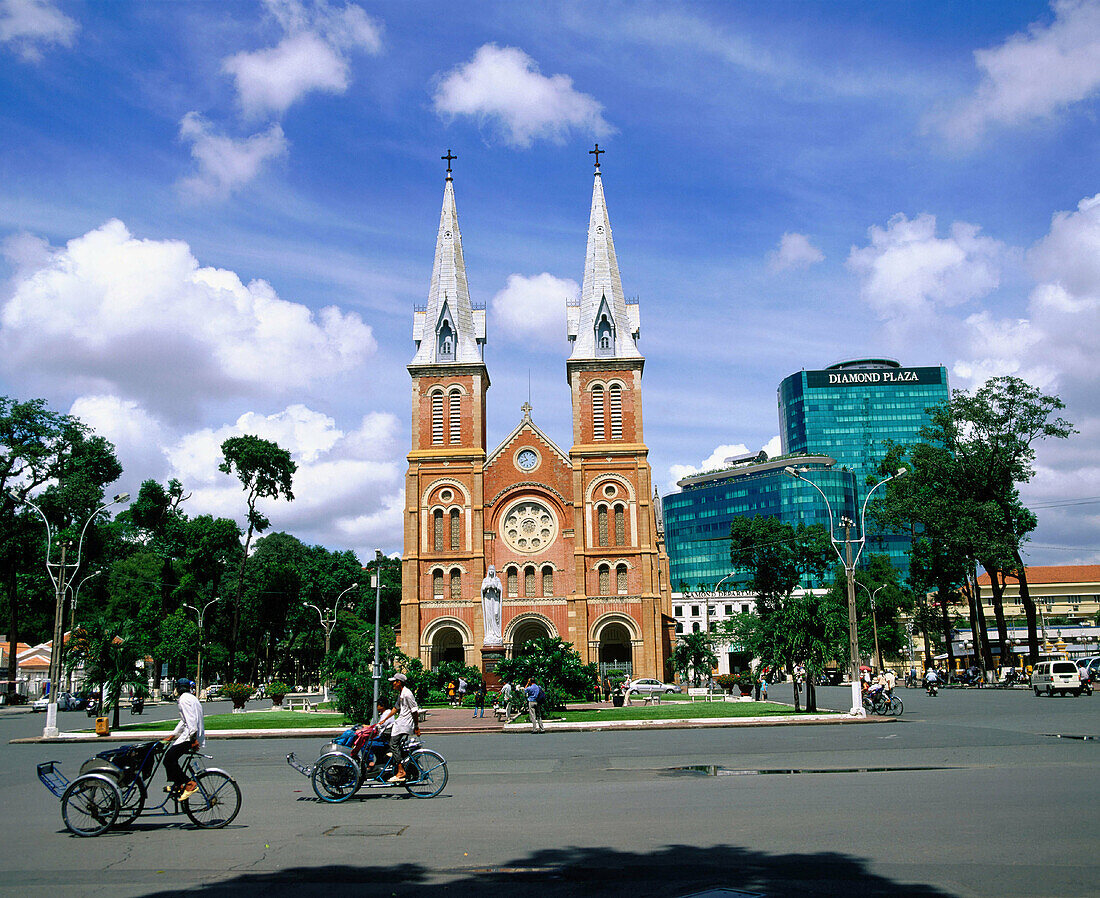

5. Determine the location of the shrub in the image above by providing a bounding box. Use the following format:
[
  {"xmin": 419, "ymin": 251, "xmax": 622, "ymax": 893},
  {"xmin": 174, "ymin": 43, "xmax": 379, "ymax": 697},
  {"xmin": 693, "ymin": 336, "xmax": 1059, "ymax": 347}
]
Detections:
[
  {"xmin": 222, "ymin": 683, "xmax": 253, "ymax": 708},
  {"xmin": 267, "ymin": 680, "xmax": 290, "ymax": 701},
  {"xmin": 333, "ymin": 673, "xmax": 374, "ymax": 724}
]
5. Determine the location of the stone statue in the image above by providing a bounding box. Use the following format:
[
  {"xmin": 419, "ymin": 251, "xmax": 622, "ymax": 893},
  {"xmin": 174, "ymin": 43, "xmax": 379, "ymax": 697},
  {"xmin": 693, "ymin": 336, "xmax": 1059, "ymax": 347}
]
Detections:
[{"xmin": 481, "ymin": 565, "xmax": 503, "ymax": 645}]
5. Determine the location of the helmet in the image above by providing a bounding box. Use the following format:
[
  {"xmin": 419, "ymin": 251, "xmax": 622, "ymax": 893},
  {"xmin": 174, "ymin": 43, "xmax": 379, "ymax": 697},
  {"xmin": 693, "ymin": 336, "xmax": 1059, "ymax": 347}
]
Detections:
[{"xmin": 176, "ymin": 678, "xmax": 192, "ymax": 691}]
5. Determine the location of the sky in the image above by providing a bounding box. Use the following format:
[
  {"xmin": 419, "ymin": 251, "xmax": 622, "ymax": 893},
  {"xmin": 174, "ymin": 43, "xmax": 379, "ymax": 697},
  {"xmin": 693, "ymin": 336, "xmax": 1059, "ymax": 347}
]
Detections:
[{"xmin": 1, "ymin": 0, "xmax": 1099, "ymax": 566}]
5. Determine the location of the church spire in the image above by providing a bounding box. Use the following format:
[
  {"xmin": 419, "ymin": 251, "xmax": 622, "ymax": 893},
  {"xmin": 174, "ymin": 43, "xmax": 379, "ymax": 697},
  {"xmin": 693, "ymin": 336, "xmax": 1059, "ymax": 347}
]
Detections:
[
  {"xmin": 411, "ymin": 159, "xmax": 486, "ymax": 365},
  {"xmin": 567, "ymin": 146, "xmax": 641, "ymax": 361}
]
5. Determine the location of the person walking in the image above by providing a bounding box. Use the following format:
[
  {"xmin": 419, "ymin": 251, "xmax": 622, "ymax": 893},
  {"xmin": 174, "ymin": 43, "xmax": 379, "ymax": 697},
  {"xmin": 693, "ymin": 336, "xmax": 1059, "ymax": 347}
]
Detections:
[
  {"xmin": 446, "ymin": 680, "xmax": 456, "ymax": 707},
  {"xmin": 525, "ymin": 678, "xmax": 545, "ymax": 734},
  {"xmin": 162, "ymin": 678, "xmax": 205, "ymax": 801},
  {"xmin": 457, "ymin": 676, "xmax": 468, "ymax": 706},
  {"xmin": 473, "ymin": 680, "xmax": 486, "ymax": 718}
]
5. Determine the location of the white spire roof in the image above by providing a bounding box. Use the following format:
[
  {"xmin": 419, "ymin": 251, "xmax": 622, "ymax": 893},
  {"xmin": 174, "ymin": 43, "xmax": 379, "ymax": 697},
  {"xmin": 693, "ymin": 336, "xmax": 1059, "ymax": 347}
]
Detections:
[
  {"xmin": 567, "ymin": 168, "xmax": 641, "ymax": 361},
  {"xmin": 411, "ymin": 174, "xmax": 486, "ymax": 365}
]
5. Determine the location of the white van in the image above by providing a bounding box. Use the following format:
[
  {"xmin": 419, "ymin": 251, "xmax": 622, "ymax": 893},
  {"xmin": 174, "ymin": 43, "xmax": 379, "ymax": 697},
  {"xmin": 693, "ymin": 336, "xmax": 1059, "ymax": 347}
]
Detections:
[{"xmin": 1031, "ymin": 660, "xmax": 1082, "ymax": 697}]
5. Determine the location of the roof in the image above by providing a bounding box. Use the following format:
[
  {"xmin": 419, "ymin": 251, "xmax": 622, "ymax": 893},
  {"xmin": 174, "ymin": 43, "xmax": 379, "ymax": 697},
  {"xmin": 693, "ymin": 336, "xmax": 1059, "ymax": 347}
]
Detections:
[{"xmin": 977, "ymin": 564, "xmax": 1100, "ymax": 586}]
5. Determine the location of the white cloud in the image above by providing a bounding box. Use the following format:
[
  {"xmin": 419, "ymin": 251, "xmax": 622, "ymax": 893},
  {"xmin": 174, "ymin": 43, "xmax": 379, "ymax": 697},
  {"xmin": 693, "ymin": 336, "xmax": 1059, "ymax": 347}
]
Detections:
[
  {"xmin": 0, "ymin": 219, "xmax": 376, "ymax": 423},
  {"xmin": 490, "ymin": 272, "xmax": 577, "ymax": 342},
  {"xmin": 178, "ymin": 113, "xmax": 288, "ymax": 200},
  {"xmin": 938, "ymin": 0, "xmax": 1100, "ymax": 144},
  {"xmin": 668, "ymin": 441, "xmax": 785, "ymax": 491},
  {"xmin": 222, "ymin": 0, "xmax": 382, "ymax": 118},
  {"xmin": 0, "ymin": 0, "xmax": 77, "ymax": 61},
  {"xmin": 433, "ymin": 44, "xmax": 613, "ymax": 148},
  {"xmin": 762, "ymin": 435, "xmax": 782, "ymax": 458},
  {"xmin": 768, "ymin": 232, "xmax": 824, "ymax": 272},
  {"xmin": 847, "ymin": 212, "xmax": 1003, "ymax": 327}
]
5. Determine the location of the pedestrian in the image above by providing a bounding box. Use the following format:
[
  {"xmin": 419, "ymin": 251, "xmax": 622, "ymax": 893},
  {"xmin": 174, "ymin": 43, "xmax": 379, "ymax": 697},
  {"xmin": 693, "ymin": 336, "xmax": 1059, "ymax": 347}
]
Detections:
[
  {"xmin": 446, "ymin": 680, "xmax": 456, "ymax": 707},
  {"xmin": 760, "ymin": 668, "xmax": 768, "ymax": 702},
  {"xmin": 457, "ymin": 675, "xmax": 467, "ymax": 705},
  {"xmin": 884, "ymin": 668, "xmax": 897, "ymax": 695},
  {"xmin": 473, "ymin": 680, "xmax": 486, "ymax": 718},
  {"xmin": 524, "ymin": 678, "xmax": 545, "ymax": 733}
]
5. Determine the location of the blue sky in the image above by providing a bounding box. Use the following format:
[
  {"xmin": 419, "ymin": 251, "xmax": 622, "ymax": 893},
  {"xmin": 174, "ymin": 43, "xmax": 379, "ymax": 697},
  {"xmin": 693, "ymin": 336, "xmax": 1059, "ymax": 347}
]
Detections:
[{"xmin": 2, "ymin": 0, "xmax": 1098, "ymax": 565}]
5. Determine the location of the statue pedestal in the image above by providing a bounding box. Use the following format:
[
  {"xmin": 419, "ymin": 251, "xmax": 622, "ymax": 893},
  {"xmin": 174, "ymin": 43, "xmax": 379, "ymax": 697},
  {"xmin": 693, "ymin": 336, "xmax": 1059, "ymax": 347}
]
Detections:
[{"xmin": 481, "ymin": 644, "xmax": 506, "ymax": 687}]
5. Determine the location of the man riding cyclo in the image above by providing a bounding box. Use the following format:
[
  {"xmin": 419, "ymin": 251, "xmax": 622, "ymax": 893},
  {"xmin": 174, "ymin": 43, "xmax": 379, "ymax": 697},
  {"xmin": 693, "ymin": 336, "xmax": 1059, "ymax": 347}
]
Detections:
[{"xmin": 162, "ymin": 678, "xmax": 205, "ymax": 801}]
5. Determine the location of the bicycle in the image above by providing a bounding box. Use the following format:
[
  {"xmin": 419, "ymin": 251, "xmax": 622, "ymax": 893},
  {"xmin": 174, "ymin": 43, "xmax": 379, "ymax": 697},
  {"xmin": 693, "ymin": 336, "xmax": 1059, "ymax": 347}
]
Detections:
[
  {"xmin": 288, "ymin": 725, "xmax": 447, "ymax": 801},
  {"xmin": 862, "ymin": 691, "xmax": 904, "ymax": 717},
  {"xmin": 38, "ymin": 740, "xmax": 242, "ymax": 837}
]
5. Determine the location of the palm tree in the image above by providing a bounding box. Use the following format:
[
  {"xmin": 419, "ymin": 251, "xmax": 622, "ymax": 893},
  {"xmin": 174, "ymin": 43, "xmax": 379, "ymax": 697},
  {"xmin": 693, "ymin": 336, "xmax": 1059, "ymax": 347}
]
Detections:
[{"xmin": 69, "ymin": 612, "xmax": 147, "ymax": 728}]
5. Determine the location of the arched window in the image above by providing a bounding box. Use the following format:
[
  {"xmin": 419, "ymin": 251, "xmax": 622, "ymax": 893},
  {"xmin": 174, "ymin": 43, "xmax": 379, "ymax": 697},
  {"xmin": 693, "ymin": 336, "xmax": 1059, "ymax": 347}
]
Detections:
[
  {"xmin": 675, "ymin": 621, "xmax": 684, "ymax": 634},
  {"xmin": 692, "ymin": 621, "xmax": 700, "ymax": 633},
  {"xmin": 591, "ymin": 385, "xmax": 604, "ymax": 440},
  {"xmin": 524, "ymin": 566, "xmax": 536, "ymax": 598},
  {"xmin": 614, "ymin": 505, "xmax": 625, "ymax": 546},
  {"xmin": 616, "ymin": 564, "xmax": 628, "ymax": 595},
  {"xmin": 598, "ymin": 564, "xmax": 610, "ymax": 596},
  {"xmin": 596, "ymin": 314, "xmax": 613, "ymax": 355},
  {"xmin": 450, "ymin": 508, "xmax": 460, "ymax": 551},
  {"xmin": 542, "ymin": 566, "xmax": 554, "ymax": 597},
  {"xmin": 433, "ymin": 509, "xmax": 444, "ymax": 552},
  {"xmin": 437, "ymin": 320, "xmax": 455, "ymax": 361},
  {"xmin": 432, "ymin": 570, "xmax": 444, "ymax": 599},
  {"xmin": 597, "ymin": 505, "xmax": 609, "ymax": 547},
  {"xmin": 609, "ymin": 384, "xmax": 622, "ymax": 439},
  {"xmin": 449, "ymin": 388, "xmax": 461, "ymax": 444},
  {"xmin": 450, "ymin": 569, "xmax": 461, "ymax": 600},
  {"xmin": 431, "ymin": 391, "xmax": 444, "ymax": 444},
  {"xmin": 507, "ymin": 567, "xmax": 518, "ymax": 598}
]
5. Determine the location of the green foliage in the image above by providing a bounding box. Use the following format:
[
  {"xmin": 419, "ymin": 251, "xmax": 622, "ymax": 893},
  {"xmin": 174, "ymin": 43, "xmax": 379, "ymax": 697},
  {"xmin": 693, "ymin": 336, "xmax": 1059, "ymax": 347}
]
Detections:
[
  {"xmin": 333, "ymin": 673, "xmax": 375, "ymax": 723},
  {"xmin": 495, "ymin": 636, "xmax": 598, "ymax": 710},
  {"xmin": 714, "ymin": 673, "xmax": 746, "ymax": 692},
  {"xmin": 267, "ymin": 679, "xmax": 290, "ymax": 699},
  {"xmin": 68, "ymin": 612, "xmax": 148, "ymax": 728},
  {"xmin": 729, "ymin": 516, "xmax": 831, "ymax": 612},
  {"xmin": 221, "ymin": 683, "xmax": 254, "ymax": 706},
  {"xmin": 671, "ymin": 631, "xmax": 718, "ymax": 686}
]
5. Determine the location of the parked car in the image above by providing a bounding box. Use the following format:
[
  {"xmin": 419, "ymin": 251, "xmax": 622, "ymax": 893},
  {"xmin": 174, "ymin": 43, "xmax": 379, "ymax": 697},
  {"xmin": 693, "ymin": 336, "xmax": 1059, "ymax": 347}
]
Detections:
[
  {"xmin": 30, "ymin": 696, "xmax": 50, "ymax": 712},
  {"xmin": 625, "ymin": 678, "xmax": 681, "ymax": 697},
  {"xmin": 57, "ymin": 692, "xmax": 85, "ymax": 711},
  {"xmin": 1031, "ymin": 660, "xmax": 1082, "ymax": 696}
]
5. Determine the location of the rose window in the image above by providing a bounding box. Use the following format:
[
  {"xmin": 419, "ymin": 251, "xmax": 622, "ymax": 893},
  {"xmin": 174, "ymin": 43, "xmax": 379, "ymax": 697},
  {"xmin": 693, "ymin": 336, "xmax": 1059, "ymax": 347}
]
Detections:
[{"xmin": 502, "ymin": 500, "xmax": 557, "ymax": 554}]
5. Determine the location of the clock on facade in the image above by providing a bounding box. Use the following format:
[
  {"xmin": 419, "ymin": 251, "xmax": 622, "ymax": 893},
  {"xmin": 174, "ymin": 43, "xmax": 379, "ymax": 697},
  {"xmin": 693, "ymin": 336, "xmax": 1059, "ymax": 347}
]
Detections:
[{"xmin": 516, "ymin": 449, "xmax": 538, "ymax": 471}]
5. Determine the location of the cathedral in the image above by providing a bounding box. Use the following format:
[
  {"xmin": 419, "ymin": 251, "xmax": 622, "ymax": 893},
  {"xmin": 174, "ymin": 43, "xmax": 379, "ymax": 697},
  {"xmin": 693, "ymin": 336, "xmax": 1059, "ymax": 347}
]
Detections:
[{"xmin": 399, "ymin": 150, "xmax": 674, "ymax": 685}]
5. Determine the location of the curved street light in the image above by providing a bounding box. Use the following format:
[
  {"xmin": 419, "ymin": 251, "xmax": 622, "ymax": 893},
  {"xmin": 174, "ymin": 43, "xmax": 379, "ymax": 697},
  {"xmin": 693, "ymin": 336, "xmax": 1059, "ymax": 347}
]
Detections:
[
  {"xmin": 857, "ymin": 582, "xmax": 886, "ymax": 672},
  {"xmin": 65, "ymin": 569, "xmax": 101, "ymax": 692},
  {"xmin": 9, "ymin": 490, "xmax": 129, "ymax": 737},
  {"xmin": 784, "ymin": 466, "xmax": 905, "ymax": 717},
  {"xmin": 304, "ymin": 582, "xmax": 359, "ymax": 702},
  {"xmin": 184, "ymin": 597, "xmax": 220, "ymax": 696}
]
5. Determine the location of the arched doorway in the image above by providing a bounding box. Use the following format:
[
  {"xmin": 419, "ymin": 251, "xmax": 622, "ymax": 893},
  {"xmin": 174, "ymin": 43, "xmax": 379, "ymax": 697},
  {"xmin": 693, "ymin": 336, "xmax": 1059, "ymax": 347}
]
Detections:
[
  {"xmin": 430, "ymin": 627, "xmax": 465, "ymax": 667},
  {"xmin": 511, "ymin": 619, "xmax": 551, "ymax": 655},
  {"xmin": 599, "ymin": 623, "xmax": 632, "ymax": 665}
]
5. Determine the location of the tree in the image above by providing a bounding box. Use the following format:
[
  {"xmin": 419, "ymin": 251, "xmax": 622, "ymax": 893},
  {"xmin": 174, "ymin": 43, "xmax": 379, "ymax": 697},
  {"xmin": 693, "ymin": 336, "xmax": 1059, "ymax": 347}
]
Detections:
[
  {"xmin": 671, "ymin": 631, "xmax": 718, "ymax": 686},
  {"xmin": 495, "ymin": 636, "xmax": 599, "ymax": 710},
  {"xmin": 69, "ymin": 611, "xmax": 148, "ymax": 729},
  {"xmin": 729, "ymin": 516, "xmax": 831, "ymax": 614},
  {"xmin": 218, "ymin": 435, "xmax": 296, "ymax": 680}
]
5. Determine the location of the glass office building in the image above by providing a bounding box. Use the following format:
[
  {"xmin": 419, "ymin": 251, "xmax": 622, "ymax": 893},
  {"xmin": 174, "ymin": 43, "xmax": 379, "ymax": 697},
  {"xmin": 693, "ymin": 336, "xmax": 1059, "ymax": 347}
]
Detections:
[
  {"xmin": 662, "ymin": 455, "xmax": 857, "ymax": 592},
  {"xmin": 778, "ymin": 358, "xmax": 949, "ymax": 578}
]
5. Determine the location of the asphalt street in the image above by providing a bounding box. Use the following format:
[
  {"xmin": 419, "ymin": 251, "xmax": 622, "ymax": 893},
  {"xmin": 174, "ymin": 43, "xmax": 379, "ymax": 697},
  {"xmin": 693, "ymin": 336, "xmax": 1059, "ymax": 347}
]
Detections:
[{"xmin": 1, "ymin": 684, "xmax": 1097, "ymax": 898}]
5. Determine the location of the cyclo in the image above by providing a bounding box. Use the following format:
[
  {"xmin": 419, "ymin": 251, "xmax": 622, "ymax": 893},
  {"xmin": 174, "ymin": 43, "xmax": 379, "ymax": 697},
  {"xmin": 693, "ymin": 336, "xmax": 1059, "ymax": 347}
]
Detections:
[
  {"xmin": 38, "ymin": 740, "xmax": 242, "ymax": 836},
  {"xmin": 287, "ymin": 723, "xmax": 447, "ymax": 801}
]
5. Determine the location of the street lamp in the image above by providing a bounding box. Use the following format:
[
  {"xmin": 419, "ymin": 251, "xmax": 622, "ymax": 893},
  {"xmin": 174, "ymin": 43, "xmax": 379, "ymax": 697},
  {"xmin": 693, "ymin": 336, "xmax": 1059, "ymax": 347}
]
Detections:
[
  {"xmin": 857, "ymin": 582, "xmax": 886, "ymax": 671},
  {"xmin": 9, "ymin": 490, "xmax": 129, "ymax": 737},
  {"xmin": 371, "ymin": 551, "xmax": 384, "ymax": 724},
  {"xmin": 65, "ymin": 569, "xmax": 101, "ymax": 692},
  {"xmin": 304, "ymin": 582, "xmax": 358, "ymax": 702},
  {"xmin": 785, "ymin": 465, "xmax": 905, "ymax": 716},
  {"xmin": 183, "ymin": 597, "xmax": 219, "ymax": 696}
]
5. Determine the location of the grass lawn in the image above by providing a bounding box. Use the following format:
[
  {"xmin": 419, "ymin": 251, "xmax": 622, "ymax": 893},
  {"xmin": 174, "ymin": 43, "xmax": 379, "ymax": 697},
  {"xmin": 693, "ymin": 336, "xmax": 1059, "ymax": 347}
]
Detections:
[
  {"xmin": 545, "ymin": 701, "xmax": 820, "ymax": 723},
  {"xmin": 106, "ymin": 711, "xmax": 349, "ymax": 733}
]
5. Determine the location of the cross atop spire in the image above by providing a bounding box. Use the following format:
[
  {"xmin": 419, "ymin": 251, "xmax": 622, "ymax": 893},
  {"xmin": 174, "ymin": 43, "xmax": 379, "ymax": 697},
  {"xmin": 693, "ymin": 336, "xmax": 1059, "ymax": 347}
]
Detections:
[
  {"xmin": 442, "ymin": 149, "xmax": 457, "ymax": 178},
  {"xmin": 521, "ymin": 401, "xmax": 532, "ymax": 419},
  {"xmin": 589, "ymin": 143, "xmax": 603, "ymax": 170}
]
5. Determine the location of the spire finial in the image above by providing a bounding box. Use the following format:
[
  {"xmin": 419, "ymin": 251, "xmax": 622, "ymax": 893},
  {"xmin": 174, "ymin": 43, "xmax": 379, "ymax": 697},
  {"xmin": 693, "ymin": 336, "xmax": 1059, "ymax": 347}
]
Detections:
[
  {"xmin": 521, "ymin": 401, "xmax": 532, "ymax": 419},
  {"xmin": 442, "ymin": 149, "xmax": 457, "ymax": 179},
  {"xmin": 589, "ymin": 143, "xmax": 603, "ymax": 170}
]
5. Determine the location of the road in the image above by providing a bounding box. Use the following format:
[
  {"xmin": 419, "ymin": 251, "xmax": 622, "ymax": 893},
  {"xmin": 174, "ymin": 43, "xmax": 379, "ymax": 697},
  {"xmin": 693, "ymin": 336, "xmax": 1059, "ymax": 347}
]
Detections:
[{"xmin": 1, "ymin": 684, "xmax": 1097, "ymax": 898}]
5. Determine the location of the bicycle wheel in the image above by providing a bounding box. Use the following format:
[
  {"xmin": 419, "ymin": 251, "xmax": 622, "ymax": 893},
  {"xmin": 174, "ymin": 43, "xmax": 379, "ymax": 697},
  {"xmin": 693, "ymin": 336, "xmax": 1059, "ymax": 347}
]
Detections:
[
  {"xmin": 861, "ymin": 695, "xmax": 873, "ymax": 713},
  {"xmin": 114, "ymin": 778, "xmax": 147, "ymax": 828},
  {"xmin": 889, "ymin": 696, "xmax": 904, "ymax": 716},
  {"xmin": 183, "ymin": 771, "xmax": 241, "ymax": 828},
  {"xmin": 62, "ymin": 775, "xmax": 120, "ymax": 836},
  {"xmin": 404, "ymin": 749, "xmax": 448, "ymax": 799},
  {"xmin": 311, "ymin": 754, "xmax": 360, "ymax": 803}
]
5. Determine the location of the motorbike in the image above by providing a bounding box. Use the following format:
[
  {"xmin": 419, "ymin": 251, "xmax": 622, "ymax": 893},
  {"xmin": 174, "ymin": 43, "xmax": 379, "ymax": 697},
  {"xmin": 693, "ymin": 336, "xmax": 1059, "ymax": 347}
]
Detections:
[
  {"xmin": 130, "ymin": 696, "xmax": 145, "ymax": 715},
  {"xmin": 924, "ymin": 679, "xmax": 939, "ymax": 696}
]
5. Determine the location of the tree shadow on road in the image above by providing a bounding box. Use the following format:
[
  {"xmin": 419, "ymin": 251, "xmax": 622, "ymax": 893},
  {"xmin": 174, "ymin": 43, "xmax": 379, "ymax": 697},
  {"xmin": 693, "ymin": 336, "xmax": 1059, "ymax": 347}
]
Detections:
[{"xmin": 135, "ymin": 843, "xmax": 959, "ymax": 897}]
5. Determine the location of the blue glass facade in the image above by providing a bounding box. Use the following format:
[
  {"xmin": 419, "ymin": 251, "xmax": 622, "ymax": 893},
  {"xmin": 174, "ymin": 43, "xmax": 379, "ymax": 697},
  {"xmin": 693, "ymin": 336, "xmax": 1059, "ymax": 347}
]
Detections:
[
  {"xmin": 662, "ymin": 456, "xmax": 857, "ymax": 592},
  {"xmin": 778, "ymin": 359, "xmax": 949, "ymax": 578}
]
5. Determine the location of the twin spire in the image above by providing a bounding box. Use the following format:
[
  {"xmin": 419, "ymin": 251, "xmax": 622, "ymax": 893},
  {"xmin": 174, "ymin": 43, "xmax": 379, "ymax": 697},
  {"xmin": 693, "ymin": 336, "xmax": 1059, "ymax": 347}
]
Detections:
[{"xmin": 412, "ymin": 147, "xmax": 641, "ymax": 366}]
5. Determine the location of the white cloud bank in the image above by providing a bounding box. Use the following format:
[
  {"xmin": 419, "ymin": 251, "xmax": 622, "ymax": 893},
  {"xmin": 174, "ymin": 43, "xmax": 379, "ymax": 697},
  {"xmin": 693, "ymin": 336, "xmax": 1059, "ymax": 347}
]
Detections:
[
  {"xmin": 0, "ymin": 219, "xmax": 376, "ymax": 423},
  {"xmin": 490, "ymin": 272, "xmax": 578, "ymax": 342},
  {"xmin": 178, "ymin": 113, "xmax": 288, "ymax": 200},
  {"xmin": 668, "ymin": 441, "xmax": 785, "ymax": 493},
  {"xmin": 0, "ymin": 0, "xmax": 77, "ymax": 61},
  {"xmin": 223, "ymin": 0, "xmax": 383, "ymax": 118},
  {"xmin": 937, "ymin": 0, "xmax": 1100, "ymax": 144},
  {"xmin": 433, "ymin": 44, "xmax": 613, "ymax": 147},
  {"xmin": 768, "ymin": 232, "xmax": 824, "ymax": 272}
]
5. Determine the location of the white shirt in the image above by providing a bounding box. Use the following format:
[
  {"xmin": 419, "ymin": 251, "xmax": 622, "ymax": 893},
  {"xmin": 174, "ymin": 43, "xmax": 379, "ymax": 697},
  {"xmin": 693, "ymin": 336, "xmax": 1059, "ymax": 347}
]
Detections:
[
  {"xmin": 392, "ymin": 686, "xmax": 420, "ymax": 737},
  {"xmin": 170, "ymin": 691, "xmax": 205, "ymax": 748}
]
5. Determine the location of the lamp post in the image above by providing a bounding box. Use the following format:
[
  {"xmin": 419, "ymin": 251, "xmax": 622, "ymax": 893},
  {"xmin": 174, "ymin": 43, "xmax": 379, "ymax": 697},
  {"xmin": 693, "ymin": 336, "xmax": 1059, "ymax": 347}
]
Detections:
[
  {"xmin": 905, "ymin": 620, "xmax": 915, "ymax": 685},
  {"xmin": 371, "ymin": 550, "xmax": 383, "ymax": 724},
  {"xmin": 9, "ymin": 490, "xmax": 129, "ymax": 737},
  {"xmin": 183, "ymin": 597, "xmax": 219, "ymax": 696},
  {"xmin": 304, "ymin": 582, "xmax": 358, "ymax": 702},
  {"xmin": 857, "ymin": 582, "xmax": 885, "ymax": 671},
  {"xmin": 784, "ymin": 465, "xmax": 905, "ymax": 716},
  {"xmin": 66, "ymin": 569, "xmax": 101, "ymax": 692}
]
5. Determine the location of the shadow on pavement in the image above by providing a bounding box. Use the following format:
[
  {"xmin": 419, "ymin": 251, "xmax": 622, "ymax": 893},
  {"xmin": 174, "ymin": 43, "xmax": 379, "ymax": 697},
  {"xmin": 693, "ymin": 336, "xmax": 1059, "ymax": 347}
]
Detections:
[{"xmin": 133, "ymin": 843, "xmax": 958, "ymax": 897}]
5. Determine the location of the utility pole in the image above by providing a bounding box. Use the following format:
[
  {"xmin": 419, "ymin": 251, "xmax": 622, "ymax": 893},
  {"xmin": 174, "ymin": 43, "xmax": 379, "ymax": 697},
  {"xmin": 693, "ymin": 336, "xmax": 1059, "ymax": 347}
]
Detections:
[
  {"xmin": 371, "ymin": 549, "xmax": 383, "ymax": 723},
  {"xmin": 842, "ymin": 517, "xmax": 862, "ymax": 713}
]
